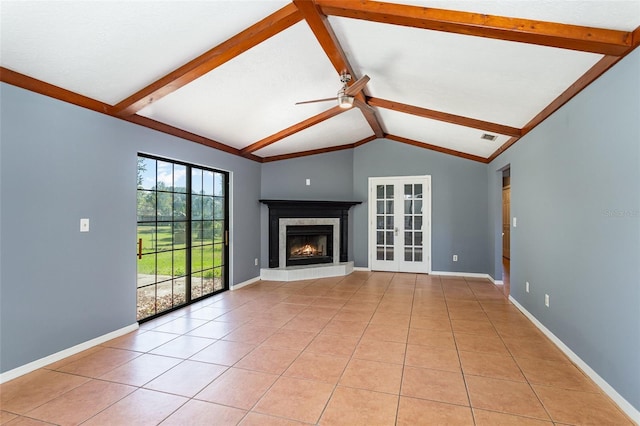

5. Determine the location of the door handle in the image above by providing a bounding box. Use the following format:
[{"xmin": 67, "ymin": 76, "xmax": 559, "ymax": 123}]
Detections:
[
  {"xmin": 225, "ymin": 230, "xmax": 229, "ymax": 246},
  {"xmin": 137, "ymin": 238, "xmax": 143, "ymax": 259}
]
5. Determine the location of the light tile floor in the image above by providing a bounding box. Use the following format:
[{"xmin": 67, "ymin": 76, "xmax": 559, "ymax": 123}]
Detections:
[{"xmin": 1, "ymin": 272, "xmax": 634, "ymax": 425}]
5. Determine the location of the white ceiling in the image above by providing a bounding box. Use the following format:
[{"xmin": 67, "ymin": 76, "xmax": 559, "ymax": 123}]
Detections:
[
  {"xmin": 138, "ymin": 21, "xmax": 339, "ymax": 149},
  {"xmin": 330, "ymin": 16, "xmax": 603, "ymax": 127},
  {"xmin": 2, "ymin": 0, "xmax": 639, "ymax": 162}
]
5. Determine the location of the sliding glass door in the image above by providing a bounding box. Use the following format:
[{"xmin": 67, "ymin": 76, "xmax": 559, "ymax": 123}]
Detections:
[
  {"xmin": 190, "ymin": 167, "xmax": 227, "ymax": 299},
  {"xmin": 136, "ymin": 155, "xmax": 228, "ymax": 321}
]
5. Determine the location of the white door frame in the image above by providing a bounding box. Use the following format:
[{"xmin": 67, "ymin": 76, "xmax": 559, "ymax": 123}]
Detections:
[{"xmin": 368, "ymin": 175, "xmax": 432, "ymax": 273}]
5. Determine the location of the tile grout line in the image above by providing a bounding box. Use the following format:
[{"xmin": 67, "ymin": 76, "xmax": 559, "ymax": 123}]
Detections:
[
  {"xmin": 394, "ymin": 272, "xmax": 417, "ymax": 426},
  {"xmin": 479, "ymin": 279, "xmax": 557, "ymax": 424},
  {"xmin": 446, "ymin": 277, "xmax": 477, "ymax": 425},
  {"xmin": 7, "ymin": 272, "xmax": 625, "ymax": 425}
]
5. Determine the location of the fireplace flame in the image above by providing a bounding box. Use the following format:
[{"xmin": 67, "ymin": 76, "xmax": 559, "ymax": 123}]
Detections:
[{"xmin": 293, "ymin": 244, "xmax": 317, "ymax": 256}]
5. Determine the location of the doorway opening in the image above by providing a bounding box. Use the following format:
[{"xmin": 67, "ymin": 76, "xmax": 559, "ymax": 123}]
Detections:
[{"xmin": 502, "ymin": 168, "xmax": 511, "ymax": 296}]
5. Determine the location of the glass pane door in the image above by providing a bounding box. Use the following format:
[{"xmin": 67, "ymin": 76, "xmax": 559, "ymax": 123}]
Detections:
[
  {"xmin": 369, "ymin": 176, "xmax": 431, "ymax": 273},
  {"xmin": 190, "ymin": 169, "xmax": 227, "ymax": 300},
  {"xmin": 400, "ymin": 183, "xmax": 424, "ymax": 271},
  {"xmin": 137, "ymin": 155, "xmax": 228, "ymax": 322}
]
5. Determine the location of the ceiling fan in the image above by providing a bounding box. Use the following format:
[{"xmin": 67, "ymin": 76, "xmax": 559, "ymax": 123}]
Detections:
[{"xmin": 296, "ymin": 72, "xmax": 370, "ymax": 109}]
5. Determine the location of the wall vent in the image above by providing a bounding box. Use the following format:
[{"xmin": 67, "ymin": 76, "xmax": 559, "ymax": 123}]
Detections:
[{"xmin": 481, "ymin": 133, "xmax": 497, "ymax": 141}]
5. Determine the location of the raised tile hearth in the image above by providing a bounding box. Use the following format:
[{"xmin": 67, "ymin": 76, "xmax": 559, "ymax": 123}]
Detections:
[{"xmin": 260, "ymin": 261, "xmax": 354, "ymax": 281}]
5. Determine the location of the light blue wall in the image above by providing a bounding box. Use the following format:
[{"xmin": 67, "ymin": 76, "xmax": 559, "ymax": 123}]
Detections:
[
  {"xmin": 259, "ymin": 144, "xmax": 490, "ymax": 274},
  {"xmin": 488, "ymin": 49, "xmax": 640, "ymax": 410},
  {"xmin": 259, "ymin": 150, "xmax": 355, "ymax": 266},
  {"xmin": 353, "ymin": 139, "xmax": 490, "ymax": 273},
  {"xmin": 0, "ymin": 84, "xmax": 262, "ymax": 373},
  {"xmin": 261, "ymin": 149, "xmax": 354, "ymax": 201}
]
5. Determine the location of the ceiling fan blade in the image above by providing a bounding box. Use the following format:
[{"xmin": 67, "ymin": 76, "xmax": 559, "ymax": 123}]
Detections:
[
  {"xmin": 295, "ymin": 97, "xmax": 337, "ymax": 105},
  {"xmin": 345, "ymin": 75, "xmax": 370, "ymax": 96}
]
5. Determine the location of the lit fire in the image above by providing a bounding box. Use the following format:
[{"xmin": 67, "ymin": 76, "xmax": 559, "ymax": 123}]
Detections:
[{"xmin": 293, "ymin": 244, "xmax": 318, "ymax": 256}]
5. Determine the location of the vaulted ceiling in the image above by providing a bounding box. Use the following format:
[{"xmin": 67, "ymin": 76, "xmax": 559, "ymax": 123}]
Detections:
[{"xmin": 2, "ymin": 1, "xmax": 639, "ymax": 163}]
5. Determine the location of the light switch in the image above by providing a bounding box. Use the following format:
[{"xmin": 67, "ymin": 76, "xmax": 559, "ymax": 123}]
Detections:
[
  {"xmin": 305, "ymin": 179, "xmax": 311, "ymax": 186},
  {"xmin": 513, "ymin": 217, "xmax": 517, "ymax": 228},
  {"xmin": 80, "ymin": 218, "xmax": 90, "ymax": 232}
]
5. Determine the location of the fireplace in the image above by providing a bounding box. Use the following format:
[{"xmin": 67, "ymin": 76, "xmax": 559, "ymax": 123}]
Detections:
[
  {"xmin": 260, "ymin": 200, "xmax": 361, "ymax": 269},
  {"xmin": 286, "ymin": 225, "xmax": 333, "ymax": 266},
  {"xmin": 279, "ymin": 218, "xmax": 340, "ymax": 268}
]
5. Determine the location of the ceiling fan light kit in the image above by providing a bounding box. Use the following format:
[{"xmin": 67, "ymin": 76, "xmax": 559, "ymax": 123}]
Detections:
[
  {"xmin": 297, "ymin": 72, "xmax": 368, "ymax": 109},
  {"xmin": 338, "ymin": 91, "xmax": 354, "ymax": 108}
]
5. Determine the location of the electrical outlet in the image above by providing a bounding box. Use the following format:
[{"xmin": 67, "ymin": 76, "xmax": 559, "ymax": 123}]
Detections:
[
  {"xmin": 526, "ymin": 281, "xmax": 530, "ymax": 293},
  {"xmin": 453, "ymin": 255, "xmax": 458, "ymax": 262},
  {"xmin": 545, "ymin": 294, "xmax": 550, "ymax": 307},
  {"xmin": 254, "ymin": 258, "xmax": 258, "ymax": 266}
]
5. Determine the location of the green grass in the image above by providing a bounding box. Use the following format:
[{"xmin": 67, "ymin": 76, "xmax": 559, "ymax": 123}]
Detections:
[{"xmin": 137, "ymin": 225, "xmax": 223, "ymax": 277}]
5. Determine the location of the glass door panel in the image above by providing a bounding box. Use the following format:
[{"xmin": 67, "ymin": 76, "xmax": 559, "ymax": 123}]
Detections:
[
  {"xmin": 137, "ymin": 155, "xmax": 228, "ymax": 322},
  {"xmin": 375, "ymin": 184, "xmax": 395, "ymax": 263},
  {"xmin": 369, "ymin": 176, "xmax": 431, "ymax": 273},
  {"xmin": 399, "ymin": 183, "xmax": 424, "ymax": 270}
]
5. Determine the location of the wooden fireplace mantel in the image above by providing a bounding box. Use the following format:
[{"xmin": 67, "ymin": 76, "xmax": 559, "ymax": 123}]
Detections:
[{"xmin": 260, "ymin": 199, "xmax": 362, "ymax": 268}]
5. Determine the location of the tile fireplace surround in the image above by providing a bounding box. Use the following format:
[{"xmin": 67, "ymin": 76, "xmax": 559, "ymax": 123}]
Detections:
[{"xmin": 260, "ymin": 200, "xmax": 361, "ymax": 281}]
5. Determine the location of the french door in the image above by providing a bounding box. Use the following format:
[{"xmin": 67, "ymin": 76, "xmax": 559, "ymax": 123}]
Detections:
[
  {"xmin": 369, "ymin": 176, "xmax": 431, "ymax": 273},
  {"xmin": 136, "ymin": 155, "xmax": 229, "ymax": 321}
]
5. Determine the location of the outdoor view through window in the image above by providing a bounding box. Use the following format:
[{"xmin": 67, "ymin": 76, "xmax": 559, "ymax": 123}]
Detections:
[{"xmin": 136, "ymin": 155, "xmax": 228, "ymax": 321}]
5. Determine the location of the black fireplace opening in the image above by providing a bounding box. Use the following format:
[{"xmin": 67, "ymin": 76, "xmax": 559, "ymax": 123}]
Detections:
[{"xmin": 286, "ymin": 225, "xmax": 333, "ymax": 267}]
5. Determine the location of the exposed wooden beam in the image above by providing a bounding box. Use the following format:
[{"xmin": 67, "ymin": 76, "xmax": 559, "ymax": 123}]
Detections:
[
  {"xmin": 487, "ymin": 55, "xmax": 622, "ymax": 162},
  {"xmin": 241, "ymin": 106, "xmax": 346, "ymax": 154},
  {"xmin": 354, "ymin": 99, "xmax": 385, "ymax": 137},
  {"xmin": 0, "ymin": 68, "xmax": 256, "ymax": 160},
  {"xmin": 293, "ymin": 0, "xmax": 352, "ymax": 74},
  {"xmin": 126, "ymin": 115, "xmax": 244, "ymax": 157},
  {"xmin": 293, "ymin": 0, "xmax": 385, "ymax": 138},
  {"xmin": 353, "ymin": 134, "xmax": 379, "ymax": 147},
  {"xmin": 317, "ymin": 0, "xmax": 633, "ymax": 56},
  {"xmin": 262, "ymin": 142, "xmax": 356, "ymax": 162},
  {"xmin": 111, "ymin": 4, "xmax": 302, "ymax": 116},
  {"xmin": 261, "ymin": 134, "xmax": 378, "ymax": 162},
  {"xmin": 1, "ymin": 67, "xmax": 111, "ymax": 115},
  {"xmin": 387, "ymin": 134, "xmax": 488, "ymax": 163},
  {"xmin": 368, "ymin": 97, "xmax": 521, "ymax": 137},
  {"xmin": 488, "ymin": 27, "xmax": 640, "ymax": 162},
  {"xmin": 487, "ymin": 136, "xmax": 519, "ymax": 163}
]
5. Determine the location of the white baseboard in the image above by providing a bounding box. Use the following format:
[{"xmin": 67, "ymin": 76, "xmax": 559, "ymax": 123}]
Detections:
[
  {"xmin": 509, "ymin": 296, "xmax": 640, "ymax": 423},
  {"xmin": 353, "ymin": 269, "xmax": 496, "ymax": 281},
  {"xmin": 431, "ymin": 271, "xmax": 493, "ymax": 280},
  {"xmin": 0, "ymin": 323, "xmax": 139, "ymax": 384},
  {"xmin": 488, "ymin": 275, "xmax": 504, "ymax": 285},
  {"xmin": 231, "ymin": 276, "xmax": 260, "ymax": 290}
]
